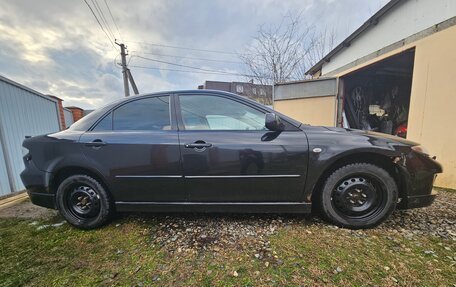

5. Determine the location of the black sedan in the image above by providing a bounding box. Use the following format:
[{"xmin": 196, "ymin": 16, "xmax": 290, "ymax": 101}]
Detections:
[{"xmin": 20, "ymin": 90, "xmax": 442, "ymax": 229}]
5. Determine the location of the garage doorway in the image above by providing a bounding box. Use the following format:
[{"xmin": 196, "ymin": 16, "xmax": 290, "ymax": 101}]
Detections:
[{"xmin": 340, "ymin": 48, "xmax": 415, "ymax": 138}]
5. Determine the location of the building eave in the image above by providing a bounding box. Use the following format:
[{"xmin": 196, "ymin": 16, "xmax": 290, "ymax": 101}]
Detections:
[{"xmin": 305, "ymin": 0, "xmax": 403, "ymax": 76}]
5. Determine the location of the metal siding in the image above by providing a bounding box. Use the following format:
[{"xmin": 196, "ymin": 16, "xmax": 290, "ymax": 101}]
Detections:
[
  {"xmin": 275, "ymin": 78, "xmax": 337, "ymax": 100},
  {"xmin": 64, "ymin": 108, "xmax": 74, "ymax": 127},
  {"xmin": 0, "ymin": 78, "xmax": 60, "ymax": 193},
  {"xmin": 0, "ymin": 138, "xmax": 10, "ymax": 195}
]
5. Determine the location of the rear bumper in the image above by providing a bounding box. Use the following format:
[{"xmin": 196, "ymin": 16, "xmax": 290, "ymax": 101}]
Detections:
[
  {"xmin": 27, "ymin": 191, "xmax": 56, "ymax": 209},
  {"xmin": 20, "ymin": 159, "xmax": 56, "ymax": 209}
]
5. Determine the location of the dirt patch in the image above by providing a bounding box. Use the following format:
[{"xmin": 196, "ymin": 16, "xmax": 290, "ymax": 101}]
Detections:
[{"xmin": 0, "ymin": 199, "xmax": 58, "ymax": 220}]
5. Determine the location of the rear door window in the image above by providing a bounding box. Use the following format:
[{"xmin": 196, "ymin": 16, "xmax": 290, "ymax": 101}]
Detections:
[{"xmin": 112, "ymin": 96, "xmax": 171, "ymax": 131}]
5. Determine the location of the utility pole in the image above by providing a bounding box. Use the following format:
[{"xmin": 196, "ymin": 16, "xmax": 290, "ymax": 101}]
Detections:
[
  {"xmin": 116, "ymin": 41, "xmax": 140, "ymax": 97},
  {"xmin": 127, "ymin": 69, "xmax": 139, "ymax": 95},
  {"xmin": 116, "ymin": 41, "xmax": 130, "ymax": 97}
]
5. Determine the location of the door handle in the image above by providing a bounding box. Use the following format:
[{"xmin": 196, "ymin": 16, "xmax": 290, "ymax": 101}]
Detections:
[
  {"xmin": 85, "ymin": 139, "xmax": 107, "ymax": 147},
  {"xmin": 185, "ymin": 141, "xmax": 212, "ymax": 150}
]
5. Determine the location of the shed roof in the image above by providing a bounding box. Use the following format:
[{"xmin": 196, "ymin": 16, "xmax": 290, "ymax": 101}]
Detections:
[{"xmin": 0, "ymin": 74, "xmax": 58, "ymax": 104}]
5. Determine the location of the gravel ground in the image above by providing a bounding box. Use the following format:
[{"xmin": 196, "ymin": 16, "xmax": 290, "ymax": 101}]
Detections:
[
  {"xmin": 2, "ymin": 189, "xmax": 454, "ymax": 254},
  {"xmin": 145, "ymin": 189, "xmax": 455, "ymax": 254}
]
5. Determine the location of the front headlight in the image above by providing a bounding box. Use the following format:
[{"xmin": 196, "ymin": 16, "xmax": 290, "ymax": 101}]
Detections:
[{"xmin": 411, "ymin": 145, "xmax": 429, "ymax": 156}]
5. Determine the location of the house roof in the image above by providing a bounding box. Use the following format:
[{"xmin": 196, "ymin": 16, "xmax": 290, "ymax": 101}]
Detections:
[
  {"xmin": 65, "ymin": 106, "xmax": 84, "ymax": 111},
  {"xmin": 305, "ymin": 0, "xmax": 402, "ymax": 75}
]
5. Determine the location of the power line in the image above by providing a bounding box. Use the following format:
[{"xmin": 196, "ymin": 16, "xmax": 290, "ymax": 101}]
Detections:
[
  {"xmin": 91, "ymin": 0, "xmax": 116, "ymax": 41},
  {"xmin": 130, "ymin": 65, "xmax": 248, "ymax": 76},
  {"xmin": 131, "ymin": 51, "xmax": 243, "ymax": 64},
  {"xmin": 103, "ymin": 0, "xmax": 123, "ymax": 41},
  {"xmin": 125, "ymin": 40, "xmax": 240, "ymax": 55},
  {"xmin": 133, "ymin": 55, "xmax": 245, "ymax": 76},
  {"xmin": 83, "ymin": 0, "xmax": 116, "ymax": 50}
]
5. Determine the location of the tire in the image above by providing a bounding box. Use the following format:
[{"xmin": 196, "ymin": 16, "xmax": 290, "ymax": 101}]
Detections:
[
  {"xmin": 319, "ymin": 163, "xmax": 397, "ymax": 229},
  {"xmin": 55, "ymin": 175, "xmax": 114, "ymax": 229}
]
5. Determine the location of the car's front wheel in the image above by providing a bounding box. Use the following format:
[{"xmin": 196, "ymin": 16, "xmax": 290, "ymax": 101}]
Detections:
[
  {"xmin": 319, "ymin": 163, "xmax": 398, "ymax": 229},
  {"xmin": 56, "ymin": 175, "xmax": 114, "ymax": 229}
]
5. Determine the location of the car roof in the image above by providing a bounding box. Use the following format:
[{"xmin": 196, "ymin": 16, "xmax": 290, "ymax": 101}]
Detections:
[
  {"xmin": 124, "ymin": 89, "xmax": 268, "ymax": 108},
  {"xmin": 130, "ymin": 89, "xmax": 244, "ymax": 98}
]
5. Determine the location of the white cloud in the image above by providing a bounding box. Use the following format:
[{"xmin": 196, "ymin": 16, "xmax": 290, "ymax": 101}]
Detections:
[{"xmin": 0, "ymin": 0, "xmax": 388, "ymax": 109}]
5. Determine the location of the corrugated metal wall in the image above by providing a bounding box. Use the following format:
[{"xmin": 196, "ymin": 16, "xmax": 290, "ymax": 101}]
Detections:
[
  {"xmin": 0, "ymin": 75, "xmax": 61, "ymax": 195},
  {"xmin": 0, "ymin": 139, "xmax": 11, "ymax": 195},
  {"xmin": 63, "ymin": 108, "xmax": 74, "ymax": 128}
]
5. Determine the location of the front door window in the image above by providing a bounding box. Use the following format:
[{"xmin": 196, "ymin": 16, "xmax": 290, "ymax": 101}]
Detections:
[{"xmin": 179, "ymin": 95, "xmax": 265, "ymax": 131}]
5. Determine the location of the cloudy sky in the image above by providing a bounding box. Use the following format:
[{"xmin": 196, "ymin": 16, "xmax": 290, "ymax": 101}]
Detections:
[{"xmin": 0, "ymin": 0, "xmax": 388, "ymax": 109}]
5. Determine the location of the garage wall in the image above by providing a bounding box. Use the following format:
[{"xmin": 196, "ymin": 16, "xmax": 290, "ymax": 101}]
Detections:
[
  {"xmin": 0, "ymin": 139, "xmax": 11, "ymax": 196},
  {"xmin": 0, "ymin": 75, "xmax": 61, "ymax": 194},
  {"xmin": 406, "ymin": 25, "xmax": 456, "ymax": 188},
  {"xmin": 274, "ymin": 96, "xmax": 336, "ymax": 126}
]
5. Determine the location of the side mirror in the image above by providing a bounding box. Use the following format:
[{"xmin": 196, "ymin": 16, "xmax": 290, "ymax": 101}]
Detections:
[{"xmin": 265, "ymin": 113, "xmax": 284, "ymax": 131}]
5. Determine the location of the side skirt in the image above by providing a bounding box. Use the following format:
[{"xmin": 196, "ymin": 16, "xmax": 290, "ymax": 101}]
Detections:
[{"xmin": 115, "ymin": 201, "xmax": 312, "ymax": 214}]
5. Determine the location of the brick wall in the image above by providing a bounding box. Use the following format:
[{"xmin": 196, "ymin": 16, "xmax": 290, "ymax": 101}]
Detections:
[{"xmin": 66, "ymin": 107, "xmax": 84, "ymax": 122}]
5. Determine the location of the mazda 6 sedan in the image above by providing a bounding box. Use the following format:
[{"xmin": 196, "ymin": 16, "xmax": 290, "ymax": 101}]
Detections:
[{"xmin": 20, "ymin": 90, "xmax": 442, "ymax": 229}]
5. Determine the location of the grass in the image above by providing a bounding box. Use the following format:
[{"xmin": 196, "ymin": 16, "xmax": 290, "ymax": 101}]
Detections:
[{"xmin": 0, "ymin": 215, "xmax": 455, "ymax": 286}]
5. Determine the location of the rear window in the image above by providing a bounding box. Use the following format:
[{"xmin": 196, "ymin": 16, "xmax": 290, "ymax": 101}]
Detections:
[{"xmin": 68, "ymin": 104, "xmax": 114, "ymax": 131}]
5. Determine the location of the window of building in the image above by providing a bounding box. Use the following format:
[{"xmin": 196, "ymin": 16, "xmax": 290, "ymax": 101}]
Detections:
[
  {"xmin": 179, "ymin": 95, "xmax": 265, "ymax": 131},
  {"xmin": 236, "ymin": 85, "xmax": 244, "ymax": 93},
  {"xmin": 112, "ymin": 96, "xmax": 170, "ymax": 130},
  {"xmin": 252, "ymin": 88, "xmax": 257, "ymax": 95},
  {"xmin": 260, "ymin": 88, "xmax": 266, "ymax": 96}
]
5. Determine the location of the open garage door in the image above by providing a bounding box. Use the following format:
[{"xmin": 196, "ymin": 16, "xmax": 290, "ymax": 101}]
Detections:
[{"xmin": 340, "ymin": 49, "xmax": 415, "ymax": 138}]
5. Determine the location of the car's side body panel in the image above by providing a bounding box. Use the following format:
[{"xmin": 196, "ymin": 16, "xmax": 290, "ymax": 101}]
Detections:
[
  {"xmin": 300, "ymin": 126, "xmax": 442, "ymax": 206},
  {"xmin": 79, "ymin": 130, "xmax": 185, "ymax": 202},
  {"xmin": 178, "ymin": 130, "xmax": 308, "ymax": 202}
]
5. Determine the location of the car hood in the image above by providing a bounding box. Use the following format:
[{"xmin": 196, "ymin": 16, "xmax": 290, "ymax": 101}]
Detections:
[{"xmin": 323, "ymin": 126, "xmax": 419, "ymax": 146}]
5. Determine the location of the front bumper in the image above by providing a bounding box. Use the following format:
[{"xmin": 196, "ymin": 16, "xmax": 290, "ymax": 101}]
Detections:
[
  {"xmin": 397, "ymin": 151, "xmax": 442, "ymax": 209},
  {"xmin": 403, "ymin": 193, "xmax": 436, "ymax": 209}
]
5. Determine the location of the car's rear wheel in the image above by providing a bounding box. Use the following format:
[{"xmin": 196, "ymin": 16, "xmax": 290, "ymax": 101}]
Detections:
[
  {"xmin": 56, "ymin": 175, "xmax": 113, "ymax": 229},
  {"xmin": 319, "ymin": 163, "xmax": 397, "ymax": 229}
]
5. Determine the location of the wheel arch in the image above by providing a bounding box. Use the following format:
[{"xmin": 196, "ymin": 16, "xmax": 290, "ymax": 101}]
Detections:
[
  {"xmin": 310, "ymin": 152, "xmax": 405, "ymax": 207},
  {"xmin": 49, "ymin": 166, "xmax": 112, "ymax": 199}
]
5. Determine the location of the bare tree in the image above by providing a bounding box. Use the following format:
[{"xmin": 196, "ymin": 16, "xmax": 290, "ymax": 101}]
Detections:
[
  {"xmin": 240, "ymin": 14, "xmax": 316, "ymax": 86},
  {"xmin": 241, "ymin": 15, "xmax": 336, "ymax": 85},
  {"xmin": 305, "ymin": 27, "xmax": 336, "ymax": 70}
]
